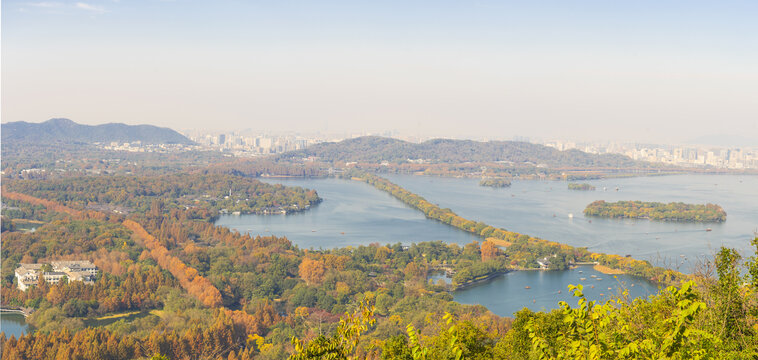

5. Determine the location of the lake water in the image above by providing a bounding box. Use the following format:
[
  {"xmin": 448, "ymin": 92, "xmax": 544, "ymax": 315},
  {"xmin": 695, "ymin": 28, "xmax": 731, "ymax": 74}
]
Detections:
[
  {"xmin": 0, "ymin": 312, "xmax": 29, "ymax": 338},
  {"xmin": 386, "ymin": 174, "xmax": 758, "ymax": 272},
  {"xmin": 216, "ymin": 177, "xmax": 481, "ymax": 249},
  {"xmin": 453, "ymin": 265, "xmax": 660, "ymax": 316},
  {"xmin": 216, "ymin": 174, "xmax": 757, "ymax": 315}
]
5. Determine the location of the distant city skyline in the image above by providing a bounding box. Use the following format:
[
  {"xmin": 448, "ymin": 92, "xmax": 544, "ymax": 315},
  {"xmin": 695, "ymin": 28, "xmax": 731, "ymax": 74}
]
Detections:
[{"xmin": 2, "ymin": 1, "xmax": 757, "ymax": 143}]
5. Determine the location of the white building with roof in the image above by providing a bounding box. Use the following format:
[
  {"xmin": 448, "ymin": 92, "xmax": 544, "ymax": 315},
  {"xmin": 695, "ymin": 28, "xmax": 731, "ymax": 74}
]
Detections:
[
  {"xmin": 14, "ymin": 263, "xmax": 44, "ymax": 291},
  {"xmin": 14, "ymin": 260, "xmax": 98, "ymax": 291}
]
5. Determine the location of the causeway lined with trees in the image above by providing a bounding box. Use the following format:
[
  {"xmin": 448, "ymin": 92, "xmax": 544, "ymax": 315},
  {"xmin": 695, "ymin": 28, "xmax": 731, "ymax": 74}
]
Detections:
[{"xmin": 345, "ymin": 170, "xmax": 686, "ymax": 284}]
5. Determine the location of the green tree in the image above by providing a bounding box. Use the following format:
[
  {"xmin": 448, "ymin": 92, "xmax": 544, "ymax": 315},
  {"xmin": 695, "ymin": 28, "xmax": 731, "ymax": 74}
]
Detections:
[{"xmin": 289, "ymin": 298, "xmax": 375, "ymax": 360}]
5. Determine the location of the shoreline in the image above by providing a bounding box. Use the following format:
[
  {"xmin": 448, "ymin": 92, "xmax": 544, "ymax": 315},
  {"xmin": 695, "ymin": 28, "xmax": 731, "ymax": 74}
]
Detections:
[
  {"xmin": 0, "ymin": 307, "xmax": 32, "ymax": 318},
  {"xmin": 453, "ymin": 270, "xmax": 511, "ymax": 291}
]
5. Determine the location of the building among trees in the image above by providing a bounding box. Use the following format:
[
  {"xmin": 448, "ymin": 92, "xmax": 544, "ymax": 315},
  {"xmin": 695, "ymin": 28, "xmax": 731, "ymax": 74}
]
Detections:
[{"xmin": 14, "ymin": 260, "xmax": 97, "ymax": 291}]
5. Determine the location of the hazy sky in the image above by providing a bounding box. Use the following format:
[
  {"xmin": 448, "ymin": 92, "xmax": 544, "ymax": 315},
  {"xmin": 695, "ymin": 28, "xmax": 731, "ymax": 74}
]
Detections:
[{"xmin": 2, "ymin": 0, "xmax": 757, "ymax": 143}]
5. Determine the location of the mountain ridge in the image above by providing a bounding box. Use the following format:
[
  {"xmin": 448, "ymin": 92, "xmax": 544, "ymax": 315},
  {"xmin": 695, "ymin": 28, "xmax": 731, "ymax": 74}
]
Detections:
[
  {"xmin": 280, "ymin": 136, "xmax": 642, "ymax": 168},
  {"xmin": 1, "ymin": 118, "xmax": 194, "ymax": 145}
]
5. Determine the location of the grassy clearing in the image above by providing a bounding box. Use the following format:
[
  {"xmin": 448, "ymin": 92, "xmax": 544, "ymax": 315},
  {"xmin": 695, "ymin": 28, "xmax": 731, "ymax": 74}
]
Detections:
[
  {"xmin": 95, "ymin": 310, "xmax": 141, "ymax": 321},
  {"xmin": 84, "ymin": 309, "xmax": 162, "ymax": 327},
  {"xmin": 594, "ymin": 264, "xmax": 627, "ymax": 275}
]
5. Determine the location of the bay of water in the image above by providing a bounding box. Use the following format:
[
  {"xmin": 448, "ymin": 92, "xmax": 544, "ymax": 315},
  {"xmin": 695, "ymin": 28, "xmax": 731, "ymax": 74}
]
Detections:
[
  {"xmin": 216, "ymin": 174, "xmax": 757, "ymax": 315},
  {"xmin": 453, "ymin": 266, "xmax": 659, "ymax": 316},
  {"xmin": 216, "ymin": 177, "xmax": 481, "ymax": 249},
  {"xmin": 386, "ymin": 174, "xmax": 758, "ymax": 272},
  {"xmin": 0, "ymin": 312, "xmax": 29, "ymax": 338}
]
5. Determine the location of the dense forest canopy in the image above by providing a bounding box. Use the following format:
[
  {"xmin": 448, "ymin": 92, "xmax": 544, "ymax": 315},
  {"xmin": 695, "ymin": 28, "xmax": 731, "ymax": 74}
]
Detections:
[
  {"xmin": 1, "ymin": 191, "xmax": 515, "ymax": 359},
  {"xmin": 2, "ymin": 173, "xmax": 321, "ymax": 215}
]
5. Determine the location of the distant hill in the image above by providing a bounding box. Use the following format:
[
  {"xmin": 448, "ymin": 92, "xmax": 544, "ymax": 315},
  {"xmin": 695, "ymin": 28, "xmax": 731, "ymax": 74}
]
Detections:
[
  {"xmin": 280, "ymin": 136, "xmax": 641, "ymax": 168},
  {"xmin": 1, "ymin": 118, "xmax": 194, "ymax": 145}
]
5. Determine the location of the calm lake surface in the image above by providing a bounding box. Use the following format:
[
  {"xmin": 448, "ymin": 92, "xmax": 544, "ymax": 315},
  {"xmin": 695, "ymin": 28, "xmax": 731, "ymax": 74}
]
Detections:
[
  {"xmin": 385, "ymin": 174, "xmax": 758, "ymax": 272},
  {"xmin": 0, "ymin": 312, "xmax": 29, "ymax": 338},
  {"xmin": 453, "ymin": 265, "xmax": 659, "ymax": 316},
  {"xmin": 216, "ymin": 174, "xmax": 757, "ymax": 315},
  {"xmin": 216, "ymin": 177, "xmax": 481, "ymax": 249}
]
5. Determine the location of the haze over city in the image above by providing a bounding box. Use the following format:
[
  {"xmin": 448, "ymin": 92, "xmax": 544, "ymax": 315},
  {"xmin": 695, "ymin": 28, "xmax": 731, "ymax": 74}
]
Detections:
[{"xmin": 2, "ymin": 0, "xmax": 757, "ymax": 144}]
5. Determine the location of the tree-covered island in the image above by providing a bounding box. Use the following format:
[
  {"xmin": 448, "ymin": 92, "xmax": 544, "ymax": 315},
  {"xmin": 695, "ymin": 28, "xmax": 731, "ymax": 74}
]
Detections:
[
  {"xmin": 584, "ymin": 200, "xmax": 726, "ymax": 222},
  {"xmin": 479, "ymin": 177, "xmax": 511, "ymax": 188},
  {"xmin": 568, "ymin": 183, "xmax": 596, "ymax": 191}
]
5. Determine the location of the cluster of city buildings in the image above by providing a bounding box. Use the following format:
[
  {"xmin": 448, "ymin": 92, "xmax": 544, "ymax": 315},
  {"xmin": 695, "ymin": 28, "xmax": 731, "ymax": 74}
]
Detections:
[
  {"xmin": 544, "ymin": 141, "xmax": 758, "ymax": 169},
  {"xmin": 186, "ymin": 132, "xmax": 316, "ymax": 155},
  {"xmin": 99, "ymin": 141, "xmax": 201, "ymax": 153},
  {"xmin": 182, "ymin": 130, "xmax": 402, "ymax": 156},
  {"xmin": 14, "ymin": 260, "xmax": 98, "ymax": 291}
]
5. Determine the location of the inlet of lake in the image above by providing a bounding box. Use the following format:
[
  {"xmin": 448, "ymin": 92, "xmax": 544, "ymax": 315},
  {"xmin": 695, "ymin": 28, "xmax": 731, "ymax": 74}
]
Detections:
[
  {"xmin": 0, "ymin": 312, "xmax": 29, "ymax": 338},
  {"xmin": 217, "ymin": 174, "xmax": 758, "ymax": 317}
]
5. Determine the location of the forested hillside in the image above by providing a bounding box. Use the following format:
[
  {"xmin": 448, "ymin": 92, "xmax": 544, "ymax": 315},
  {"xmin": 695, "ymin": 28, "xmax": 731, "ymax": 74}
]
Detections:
[
  {"xmin": 280, "ymin": 136, "xmax": 641, "ymax": 168},
  {"xmin": 1, "ymin": 118, "xmax": 193, "ymax": 145}
]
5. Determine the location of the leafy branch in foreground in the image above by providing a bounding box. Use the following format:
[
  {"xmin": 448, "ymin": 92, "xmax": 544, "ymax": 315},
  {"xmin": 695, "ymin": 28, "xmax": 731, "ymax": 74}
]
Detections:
[
  {"xmin": 289, "ymin": 298, "xmax": 376, "ymax": 360},
  {"xmin": 528, "ymin": 281, "xmax": 721, "ymax": 360},
  {"xmin": 406, "ymin": 312, "xmax": 463, "ymax": 360}
]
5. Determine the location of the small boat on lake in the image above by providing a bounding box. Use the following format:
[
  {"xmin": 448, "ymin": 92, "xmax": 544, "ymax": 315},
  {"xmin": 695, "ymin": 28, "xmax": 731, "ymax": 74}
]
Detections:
[
  {"xmin": 525, "ymin": 286, "xmax": 531, "ymax": 289},
  {"xmin": 706, "ymin": 228, "xmax": 712, "ymax": 232}
]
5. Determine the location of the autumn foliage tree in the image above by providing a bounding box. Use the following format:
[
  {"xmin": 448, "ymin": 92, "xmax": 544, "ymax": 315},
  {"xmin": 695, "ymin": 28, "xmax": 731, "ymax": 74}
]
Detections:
[
  {"xmin": 298, "ymin": 258, "xmax": 326, "ymax": 285},
  {"xmin": 123, "ymin": 219, "xmax": 222, "ymax": 307},
  {"xmin": 481, "ymin": 240, "xmax": 499, "ymax": 262}
]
